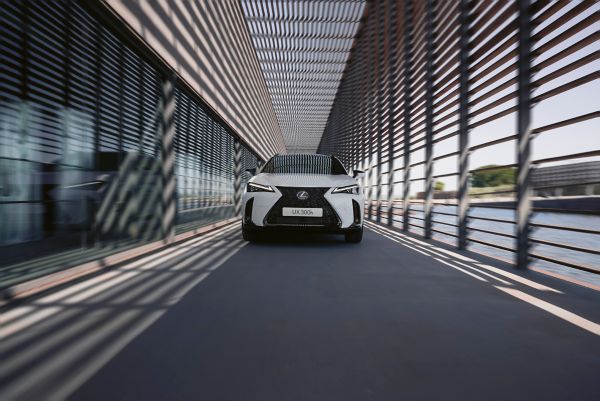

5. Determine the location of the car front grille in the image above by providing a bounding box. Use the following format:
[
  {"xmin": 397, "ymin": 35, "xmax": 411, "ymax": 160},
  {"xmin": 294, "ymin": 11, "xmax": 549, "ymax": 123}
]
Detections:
[{"xmin": 265, "ymin": 186, "xmax": 340, "ymax": 227}]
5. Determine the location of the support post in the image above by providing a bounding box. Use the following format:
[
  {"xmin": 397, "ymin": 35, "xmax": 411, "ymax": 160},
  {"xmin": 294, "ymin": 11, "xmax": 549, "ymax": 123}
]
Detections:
[
  {"xmin": 161, "ymin": 74, "xmax": 176, "ymax": 243},
  {"xmin": 359, "ymin": 38, "xmax": 368, "ymax": 207},
  {"xmin": 233, "ymin": 139, "xmax": 243, "ymax": 216},
  {"xmin": 375, "ymin": 5, "xmax": 384, "ymax": 223},
  {"xmin": 367, "ymin": 14, "xmax": 376, "ymax": 221},
  {"xmin": 402, "ymin": 0, "xmax": 413, "ymax": 232},
  {"xmin": 516, "ymin": 0, "xmax": 532, "ymax": 269},
  {"xmin": 386, "ymin": 0, "xmax": 397, "ymax": 226},
  {"xmin": 424, "ymin": 0, "xmax": 435, "ymax": 239},
  {"xmin": 457, "ymin": 0, "xmax": 470, "ymax": 250}
]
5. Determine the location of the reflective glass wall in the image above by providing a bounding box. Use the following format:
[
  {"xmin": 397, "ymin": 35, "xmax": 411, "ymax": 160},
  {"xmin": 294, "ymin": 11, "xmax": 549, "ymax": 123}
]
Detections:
[{"xmin": 0, "ymin": 1, "xmax": 259, "ymax": 289}]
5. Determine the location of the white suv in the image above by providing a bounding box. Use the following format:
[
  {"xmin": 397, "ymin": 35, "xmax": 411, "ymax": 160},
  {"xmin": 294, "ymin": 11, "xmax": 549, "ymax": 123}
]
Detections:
[{"xmin": 241, "ymin": 154, "xmax": 365, "ymax": 243}]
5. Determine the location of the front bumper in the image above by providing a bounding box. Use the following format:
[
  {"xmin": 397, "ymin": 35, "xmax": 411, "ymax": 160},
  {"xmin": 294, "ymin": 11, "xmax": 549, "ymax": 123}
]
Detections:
[
  {"xmin": 242, "ymin": 185, "xmax": 364, "ymax": 230},
  {"xmin": 242, "ymin": 221, "xmax": 363, "ymax": 234}
]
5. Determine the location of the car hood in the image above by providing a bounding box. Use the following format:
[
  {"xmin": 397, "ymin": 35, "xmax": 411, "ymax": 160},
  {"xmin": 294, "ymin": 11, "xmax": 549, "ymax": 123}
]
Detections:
[{"xmin": 251, "ymin": 173, "xmax": 357, "ymax": 188}]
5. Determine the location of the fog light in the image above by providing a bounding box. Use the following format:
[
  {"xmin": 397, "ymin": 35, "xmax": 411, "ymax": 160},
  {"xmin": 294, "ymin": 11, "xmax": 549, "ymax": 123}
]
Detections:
[
  {"xmin": 244, "ymin": 198, "xmax": 254, "ymax": 224},
  {"xmin": 352, "ymin": 199, "xmax": 361, "ymax": 224}
]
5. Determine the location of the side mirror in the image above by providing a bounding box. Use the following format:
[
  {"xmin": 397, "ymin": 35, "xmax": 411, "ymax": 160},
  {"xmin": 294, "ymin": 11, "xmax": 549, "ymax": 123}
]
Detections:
[
  {"xmin": 97, "ymin": 174, "xmax": 110, "ymax": 184},
  {"xmin": 246, "ymin": 168, "xmax": 257, "ymax": 176},
  {"xmin": 352, "ymin": 170, "xmax": 365, "ymax": 179}
]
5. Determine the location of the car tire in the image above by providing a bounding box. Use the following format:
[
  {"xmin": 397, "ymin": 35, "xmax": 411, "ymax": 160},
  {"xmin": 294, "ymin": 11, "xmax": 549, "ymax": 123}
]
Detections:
[
  {"xmin": 242, "ymin": 225, "xmax": 260, "ymax": 242},
  {"xmin": 345, "ymin": 227, "xmax": 363, "ymax": 243}
]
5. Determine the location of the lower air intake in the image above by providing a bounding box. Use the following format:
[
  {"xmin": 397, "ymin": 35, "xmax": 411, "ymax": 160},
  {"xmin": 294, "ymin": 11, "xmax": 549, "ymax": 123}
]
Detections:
[{"xmin": 265, "ymin": 187, "xmax": 340, "ymax": 227}]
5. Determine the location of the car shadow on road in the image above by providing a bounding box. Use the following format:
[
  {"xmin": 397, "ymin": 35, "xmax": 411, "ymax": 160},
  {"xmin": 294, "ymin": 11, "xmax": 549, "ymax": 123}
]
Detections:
[{"xmin": 245, "ymin": 231, "xmax": 353, "ymax": 246}]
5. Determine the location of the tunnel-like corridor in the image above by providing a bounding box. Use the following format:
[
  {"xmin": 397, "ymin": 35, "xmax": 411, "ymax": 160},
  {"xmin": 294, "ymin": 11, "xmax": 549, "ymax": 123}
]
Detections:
[{"xmin": 1, "ymin": 0, "xmax": 599, "ymax": 399}]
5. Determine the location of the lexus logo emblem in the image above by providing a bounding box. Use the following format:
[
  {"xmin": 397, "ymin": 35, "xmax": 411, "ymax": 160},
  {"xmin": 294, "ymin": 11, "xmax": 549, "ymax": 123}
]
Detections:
[{"xmin": 297, "ymin": 191, "xmax": 309, "ymax": 200}]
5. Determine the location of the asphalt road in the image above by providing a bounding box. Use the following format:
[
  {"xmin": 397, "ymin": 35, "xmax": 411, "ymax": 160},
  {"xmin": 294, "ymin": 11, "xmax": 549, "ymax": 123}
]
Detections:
[{"xmin": 1, "ymin": 221, "xmax": 599, "ymax": 401}]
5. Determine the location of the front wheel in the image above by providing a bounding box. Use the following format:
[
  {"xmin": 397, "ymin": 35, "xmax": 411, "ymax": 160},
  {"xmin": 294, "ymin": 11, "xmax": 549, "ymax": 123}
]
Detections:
[
  {"xmin": 344, "ymin": 227, "xmax": 363, "ymax": 243},
  {"xmin": 242, "ymin": 225, "xmax": 260, "ymax": 242}
]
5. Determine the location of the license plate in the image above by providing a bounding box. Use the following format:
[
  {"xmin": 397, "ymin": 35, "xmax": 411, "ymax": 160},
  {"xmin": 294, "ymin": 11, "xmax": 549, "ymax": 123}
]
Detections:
[{"xmin": 282, "ymin": 207, "xmax": 323, "ymax": 217}]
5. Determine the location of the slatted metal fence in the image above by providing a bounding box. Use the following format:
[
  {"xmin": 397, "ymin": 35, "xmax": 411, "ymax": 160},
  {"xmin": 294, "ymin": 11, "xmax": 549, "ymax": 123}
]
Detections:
[{"xmin": 319, "ymin": 0, "xmax": 599, "ymax": 274}]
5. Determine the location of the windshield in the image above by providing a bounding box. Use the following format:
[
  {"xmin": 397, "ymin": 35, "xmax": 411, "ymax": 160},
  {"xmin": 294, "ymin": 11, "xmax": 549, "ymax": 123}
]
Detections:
[{"xmin": 261, "ymin": 154, "xmax": 348, "ymax": 175}]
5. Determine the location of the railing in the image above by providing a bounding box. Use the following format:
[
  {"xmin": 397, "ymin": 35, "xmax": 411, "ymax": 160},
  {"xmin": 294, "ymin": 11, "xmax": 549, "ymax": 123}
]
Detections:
[{"xmin": 364, "ymin": 200, "xmax": 600, "ymax": 275}]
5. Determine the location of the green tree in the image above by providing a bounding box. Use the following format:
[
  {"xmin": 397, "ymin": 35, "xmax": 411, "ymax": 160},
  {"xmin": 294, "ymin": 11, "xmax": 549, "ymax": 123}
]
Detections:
[
  {"xmin": 471, "ymin": 165, "xmax": 516, "ymax": 187},
  {"xmin": 434, "ymin": 180, "xmax": 445, "ymax": 191}
]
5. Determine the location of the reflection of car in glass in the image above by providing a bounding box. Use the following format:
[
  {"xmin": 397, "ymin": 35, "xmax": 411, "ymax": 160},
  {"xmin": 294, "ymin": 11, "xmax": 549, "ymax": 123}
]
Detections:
[
  {"xmin": 51, "ymin": 152, "xmax": 162, "ymax": 240},
  {"xmin": 241, "ymin": 154, "xmax": 365, "ymax": 243}
]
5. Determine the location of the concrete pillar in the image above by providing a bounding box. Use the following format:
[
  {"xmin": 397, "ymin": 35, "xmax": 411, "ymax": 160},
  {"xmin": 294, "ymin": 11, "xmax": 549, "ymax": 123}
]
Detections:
[
  {"xmin": 233, "ymin": 140, "xmax": 243, "ymax": 216},
  {"xmin": 457, "ymin": 0, "xmax": 470, "ymax": 250},
  {"xmin": 161, "ymin": 75, "xmax": 176, "ymax": 243}
]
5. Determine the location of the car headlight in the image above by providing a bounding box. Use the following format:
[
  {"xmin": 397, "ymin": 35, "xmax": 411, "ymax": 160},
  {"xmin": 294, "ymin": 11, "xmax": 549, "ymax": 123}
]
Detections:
[
  {"xmin": 332, "ymin": 184, "xmax": 359, "ymax": 194},
  {"xmin": 247, "ymin": 182, "xmax": 274, "ymax": 192}
]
